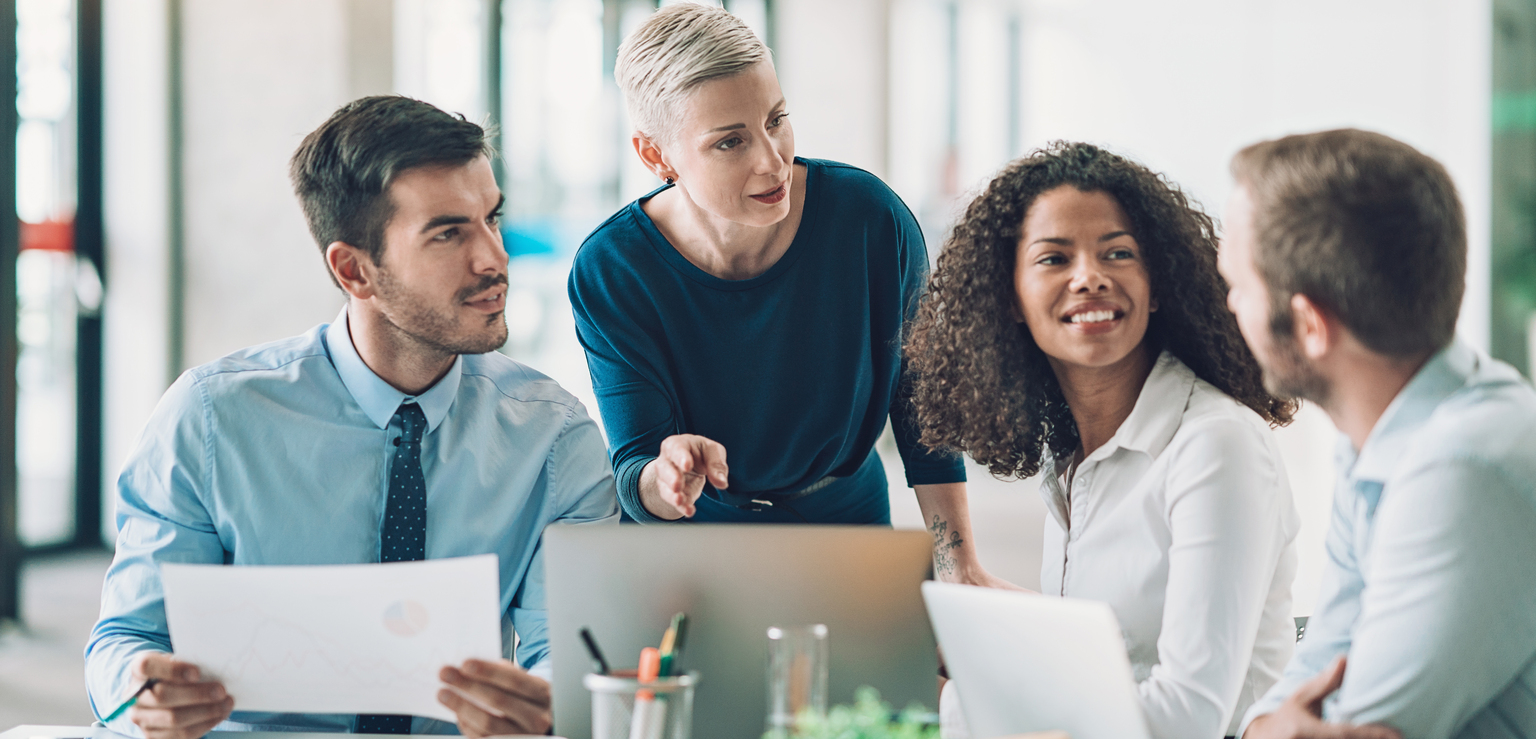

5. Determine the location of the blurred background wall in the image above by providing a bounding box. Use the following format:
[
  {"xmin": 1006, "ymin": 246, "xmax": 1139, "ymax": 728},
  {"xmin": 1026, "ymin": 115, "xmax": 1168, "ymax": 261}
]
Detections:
[
  {"xmin": 99, "ymin": 0, "xmax": 1499, "ymax": 601},
  {"xmin": 1, "ymin": 0, "xmax": 1531, "ymax": 727}
]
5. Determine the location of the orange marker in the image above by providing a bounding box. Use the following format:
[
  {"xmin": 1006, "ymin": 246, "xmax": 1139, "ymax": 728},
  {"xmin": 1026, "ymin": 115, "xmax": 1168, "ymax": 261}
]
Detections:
[
  {"xmin": 636, "ymin": 647, "xmax": 661, "ymax": 700},
  {"xmin": 630, "ymin": 647, "xmax": 664, "ymax": 739}
]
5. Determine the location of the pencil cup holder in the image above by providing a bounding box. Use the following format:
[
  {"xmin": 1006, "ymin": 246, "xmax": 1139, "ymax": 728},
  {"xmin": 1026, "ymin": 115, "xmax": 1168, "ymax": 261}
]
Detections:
[{"xmin": 583, "ymin": 671, "xmax": 699, "ymax": 739}]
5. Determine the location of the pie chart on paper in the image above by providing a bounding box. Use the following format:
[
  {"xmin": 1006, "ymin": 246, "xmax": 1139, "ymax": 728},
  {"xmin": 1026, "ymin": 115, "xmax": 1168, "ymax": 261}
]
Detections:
[{"xmin": 383, "ymin": 600, "xmax": 430, "ymax": 637}]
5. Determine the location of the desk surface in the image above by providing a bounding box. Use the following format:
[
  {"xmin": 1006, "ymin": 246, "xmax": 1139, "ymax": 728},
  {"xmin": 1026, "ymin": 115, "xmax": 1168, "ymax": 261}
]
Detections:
[
  {"xmin": 2, "ymin": 728, "xmax": 389, "ymax": 739},
  {"xmin": 3, "ymin": 725, "xmax": 1067, "ymax": 739},
  {"xmin": 3, "ymin": 726, "xmax": 129, "ymax": 739},
  {"xmin": 1, "ymin": 728, "xmax": 557, "ymax": 739}
]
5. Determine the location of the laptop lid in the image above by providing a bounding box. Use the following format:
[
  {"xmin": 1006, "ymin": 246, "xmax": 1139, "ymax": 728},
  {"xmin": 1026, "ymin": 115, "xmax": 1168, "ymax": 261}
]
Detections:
[
  {"xmin": 921, "ymin": 582, "xmax": 1151, "ymax": 739},
  {"xmin": 546, "ymin": 525, "xmax": 938, "ymax": 739}
]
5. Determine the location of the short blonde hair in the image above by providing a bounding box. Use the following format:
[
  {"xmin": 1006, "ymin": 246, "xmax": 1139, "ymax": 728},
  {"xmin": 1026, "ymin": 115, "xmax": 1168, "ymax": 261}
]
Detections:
[{"xmin": 615, "ymin": 3, "xmax": 771, "ymax": 142}]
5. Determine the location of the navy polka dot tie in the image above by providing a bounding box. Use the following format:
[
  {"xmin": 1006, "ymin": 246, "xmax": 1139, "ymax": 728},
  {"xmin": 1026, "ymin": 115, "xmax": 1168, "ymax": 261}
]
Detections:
[
  {"xmin": 380, "ymin": 401, "xmax": 428, "ymax": 564},
  {"xmin": 357, "ymin": 401, "xmax": 428, "ymax": 734}
]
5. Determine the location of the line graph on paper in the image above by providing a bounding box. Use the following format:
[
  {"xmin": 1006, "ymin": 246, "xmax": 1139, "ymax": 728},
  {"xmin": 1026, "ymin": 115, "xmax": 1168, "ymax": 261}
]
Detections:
[{"xmin": 161, "ymin": 555, "xmax": 503, "ymax": 722}]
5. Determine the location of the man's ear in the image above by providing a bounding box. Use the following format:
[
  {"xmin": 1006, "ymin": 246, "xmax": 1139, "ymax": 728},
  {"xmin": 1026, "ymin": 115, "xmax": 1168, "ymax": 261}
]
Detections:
[
  {"xmin": 1290, "ymin": 293, "xmax": 1333, "ymax": 360},
  {"xmin": 632, "ymin": 132, "xmax": 672, "ymax": 181},
  {"xmin": 326, "ymin": 241, "xmax": 376, "ymax": 300}
]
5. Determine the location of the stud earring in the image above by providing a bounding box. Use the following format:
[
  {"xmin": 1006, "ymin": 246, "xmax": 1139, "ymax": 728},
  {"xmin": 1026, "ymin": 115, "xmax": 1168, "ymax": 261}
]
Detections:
[{"xmin": 664, "ymin": 176, "xmax": 675, "ymax": 185}]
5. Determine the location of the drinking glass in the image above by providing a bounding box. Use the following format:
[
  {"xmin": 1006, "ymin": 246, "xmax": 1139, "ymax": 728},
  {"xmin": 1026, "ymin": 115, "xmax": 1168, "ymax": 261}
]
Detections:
[{"xmin": 765, "ymin": 623, "xmax": 829, "ymax": 733}]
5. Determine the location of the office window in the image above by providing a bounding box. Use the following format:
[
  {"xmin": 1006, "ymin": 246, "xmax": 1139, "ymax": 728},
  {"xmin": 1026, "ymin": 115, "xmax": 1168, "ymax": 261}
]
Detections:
[
  {"xmin": 888, "ymin": 0, "xmax": 1024, "ymax": 252},
  {"xmin": 1493, "ymin": 0, "xmax": 1536, "ymax": 377},
  {"xmin": 496, "ymin": 0, "xmax": 627, "ymax": 405},
  {"xmin": 15, "ymin": 0, "xmax": 95, "ymax": 548},
  {"xmin": 394, "ymin": 0, "xmax": 492, "ymax": 126}
]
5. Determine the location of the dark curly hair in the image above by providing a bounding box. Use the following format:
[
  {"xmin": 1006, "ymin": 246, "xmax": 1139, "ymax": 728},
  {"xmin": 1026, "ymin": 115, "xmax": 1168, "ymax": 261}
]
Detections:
[{"xmin": 904, "ymin": 141, "xmax": 1296, "ymax": 479}]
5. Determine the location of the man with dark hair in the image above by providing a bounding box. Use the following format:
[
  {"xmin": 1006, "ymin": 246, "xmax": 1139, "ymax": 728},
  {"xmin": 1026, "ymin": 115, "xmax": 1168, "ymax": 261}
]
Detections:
[
  {"xmin": 1220, "ymin": 128, "xmax": 1536, "ymax": 739},
  {"xmin": 85, "ymin": 96, "xmax": 618, "ymax": 738}
]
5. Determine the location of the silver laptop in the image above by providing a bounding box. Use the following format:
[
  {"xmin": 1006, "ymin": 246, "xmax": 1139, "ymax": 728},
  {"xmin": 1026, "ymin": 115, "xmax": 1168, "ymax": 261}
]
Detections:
[
  {"xmin": 545, "ymin": 525, "xmax": 938, "ymax": 739},
  {"xmin": 921, "ymin": 582, "xmax": 1152, "ymax": 739}
]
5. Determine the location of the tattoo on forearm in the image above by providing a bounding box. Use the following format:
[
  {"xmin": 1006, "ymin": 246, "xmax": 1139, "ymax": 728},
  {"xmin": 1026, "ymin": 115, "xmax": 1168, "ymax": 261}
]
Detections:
[{"xmin": 929, "ymin": 514, "xmax": 965, "ymax": 576}]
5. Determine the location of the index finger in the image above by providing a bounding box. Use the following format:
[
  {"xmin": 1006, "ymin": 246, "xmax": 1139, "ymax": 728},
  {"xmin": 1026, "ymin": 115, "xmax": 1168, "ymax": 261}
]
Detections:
[
  {"xmin": 658, "ymin": 440, "xmax": 702, "ymax": 482},
  {"xmin": 660, "ymin": 449, "xmax": 699, "ymax": 486},
  {"xmin": 133, "ymin": 652, "xmax": 203, "ymax": 683},
  {"xmin": 691, "ymin": 438, "xmax": 729, "ymax": 488}
]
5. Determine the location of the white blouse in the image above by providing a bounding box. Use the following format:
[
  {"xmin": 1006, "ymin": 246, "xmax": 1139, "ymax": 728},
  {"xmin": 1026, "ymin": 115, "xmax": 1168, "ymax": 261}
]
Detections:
[{"xmin": 1039, "ymin": 351, "xmax": 1299, "ymax": 739}]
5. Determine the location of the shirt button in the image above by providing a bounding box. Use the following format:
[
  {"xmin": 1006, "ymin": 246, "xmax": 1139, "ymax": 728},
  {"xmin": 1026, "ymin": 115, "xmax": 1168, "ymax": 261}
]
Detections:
[{"xmin": 393, "ymin": 437, "xmax": 402, "ymax": 447}]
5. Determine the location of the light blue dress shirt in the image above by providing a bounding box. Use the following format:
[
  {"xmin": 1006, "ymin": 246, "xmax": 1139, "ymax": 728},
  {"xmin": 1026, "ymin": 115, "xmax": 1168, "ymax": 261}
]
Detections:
[
  {"xmin": 1240, "ymin": 339, "xmax": 1536, "ymax": 739},
  {"xmin": 85, "ymin": 309, "xmax": 619, "ymax": 735}
]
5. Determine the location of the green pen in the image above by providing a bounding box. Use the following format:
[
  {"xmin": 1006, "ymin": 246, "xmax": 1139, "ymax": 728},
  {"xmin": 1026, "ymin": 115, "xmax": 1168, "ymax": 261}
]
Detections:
[
  {"xmin": 102, "ymin": 679, "xmax": 159, "ymax": 723},
  {"xmin": 657, "ymin": 612, "xmax": 688, "ymax": 678}
]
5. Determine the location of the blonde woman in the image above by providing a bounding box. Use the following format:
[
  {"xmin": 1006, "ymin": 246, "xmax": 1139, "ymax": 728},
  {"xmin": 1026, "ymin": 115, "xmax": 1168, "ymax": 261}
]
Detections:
[{"xmin": 568, "ymin": 3, "xmax": 1008, "ymax": 585}]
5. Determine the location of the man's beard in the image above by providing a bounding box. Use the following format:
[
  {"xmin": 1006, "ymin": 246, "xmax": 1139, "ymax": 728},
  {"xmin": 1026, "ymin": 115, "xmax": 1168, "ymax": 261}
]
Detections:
[
  {"xmin": 1260, "ymin": 327, "xmax": 1331, "ymax": 406},
  {"xmin": 375, "ymin": 268, "xmax": 509, "ymax": 356}
]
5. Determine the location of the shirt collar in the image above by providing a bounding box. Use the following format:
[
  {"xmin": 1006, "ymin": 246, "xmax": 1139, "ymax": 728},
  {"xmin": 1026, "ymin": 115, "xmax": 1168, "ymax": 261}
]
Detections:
[
  {"xmin": 1085, "ymin": 350, "xmax": 1196, "ymax": 463},
  {"xmin": 1036, "ymin": 351, "xmax": 1195, "ymax": 530},
  {"xmin": 323, "ymin": 306, "xmax": 462, "ymax": 433},
  {"xmin": 1348, "ymin": 337, "xmax": 1477, "ymax": 484}
]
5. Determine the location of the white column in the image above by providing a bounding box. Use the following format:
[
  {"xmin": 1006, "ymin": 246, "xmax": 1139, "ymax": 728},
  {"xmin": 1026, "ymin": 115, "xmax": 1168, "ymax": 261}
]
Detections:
[
  {"xmin": 178, "ymin": 0, "xmax": 353, "ymax": 369},
  {"xmin": 773, "ymin": 0, "xmax": 891, "ymax": 178},
  {"xmin": 102, "ymin": 0, "xmax": 171, "ymax": 539}
]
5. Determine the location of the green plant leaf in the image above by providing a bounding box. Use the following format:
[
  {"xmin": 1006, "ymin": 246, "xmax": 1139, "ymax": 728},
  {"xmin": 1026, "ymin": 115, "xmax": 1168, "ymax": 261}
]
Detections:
[{"xmin": 763, "ymin": 687, "xmax": 942, "ymax": 739}]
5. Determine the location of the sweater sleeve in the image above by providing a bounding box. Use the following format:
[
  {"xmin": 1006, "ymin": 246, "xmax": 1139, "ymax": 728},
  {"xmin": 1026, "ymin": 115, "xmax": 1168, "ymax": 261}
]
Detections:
[
  {"xmin": 890, "ymin": 389, "xmax": 965, "ymax": 486},
  {"xmin": 887, "ymin": 191, "xmax": 966, "ymax": 487},
  {"xmin": 568, "ymin": 253, "xmax": 677, "ymax": 523}
]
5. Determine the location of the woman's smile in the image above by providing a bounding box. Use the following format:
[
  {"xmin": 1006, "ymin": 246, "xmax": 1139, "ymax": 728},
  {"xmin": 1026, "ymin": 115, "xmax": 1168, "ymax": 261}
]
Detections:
[
  {"xmin": 1061, "ymin": 301, "xmax": 1129, "ymax": 334},
  {"xmin": 750, "ymin": 182, "xmax": 787, "ymax": 204}
]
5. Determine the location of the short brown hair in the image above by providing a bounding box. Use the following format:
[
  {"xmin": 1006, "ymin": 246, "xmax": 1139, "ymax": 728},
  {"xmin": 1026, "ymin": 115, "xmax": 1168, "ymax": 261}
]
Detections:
[
  {"xmin": 1230, "ymin": 129, "xmax": 1466, "ymax": 357},
  {"xmin": 290, "ymin": 96, "xmax": 494, "ymax": 285}
]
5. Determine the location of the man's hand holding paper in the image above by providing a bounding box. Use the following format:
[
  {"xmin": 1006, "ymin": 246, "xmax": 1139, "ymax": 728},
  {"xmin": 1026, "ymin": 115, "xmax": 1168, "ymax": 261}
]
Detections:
[
  {"xmin": 438, "ymin": 658, "xmax": 553, "ymax": 737},
  {"xmin": 158, "ymin": 555, "xmax": 537, "ymax": 732},
  {"xmin": 125, "ymin": 653, "xmax": 233, "ymax": 739}
]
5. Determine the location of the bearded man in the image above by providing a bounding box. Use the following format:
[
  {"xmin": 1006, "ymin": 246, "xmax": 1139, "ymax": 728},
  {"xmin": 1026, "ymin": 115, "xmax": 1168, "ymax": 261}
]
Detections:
[
  {"xmin": 85, "ymin": 96, "xmax": 618, "ymax": 739},
  {"xmin": 1219, "ymin": 129, "xmax": 1536, "ymax": 739}
]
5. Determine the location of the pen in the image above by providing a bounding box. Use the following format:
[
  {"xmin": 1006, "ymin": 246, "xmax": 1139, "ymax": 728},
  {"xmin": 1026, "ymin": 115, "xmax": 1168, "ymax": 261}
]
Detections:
[
  {"xmin": 579, "ymin": 627, "xmax": 612, "ymax": 675},
  {"xmin": 102, "ymin": 679, "xmax": 159, "ymax": 723},
  {"xmin": 657, "ymin": 612, "xmax": 687, "ymax": 678}
]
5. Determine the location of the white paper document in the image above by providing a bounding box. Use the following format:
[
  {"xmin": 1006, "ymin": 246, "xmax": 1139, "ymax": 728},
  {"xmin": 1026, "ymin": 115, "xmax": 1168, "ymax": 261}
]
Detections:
[{"xmin": 161, "ymin": 555, "xmax": 503, "ymax": 722}]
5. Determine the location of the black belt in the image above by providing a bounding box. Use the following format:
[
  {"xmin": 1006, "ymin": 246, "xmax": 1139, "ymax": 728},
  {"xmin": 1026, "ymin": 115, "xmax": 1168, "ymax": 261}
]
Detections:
[{"xmin": 717, "ymin": 474, "xmax": 840, "ymax": 512}]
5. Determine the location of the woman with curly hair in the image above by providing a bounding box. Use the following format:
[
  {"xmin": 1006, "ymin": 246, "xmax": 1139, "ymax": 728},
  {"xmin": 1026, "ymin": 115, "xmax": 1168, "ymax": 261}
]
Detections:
[{"xmin": 907, "ymin": 142, "xmax": 1301, "ymax": 739}]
